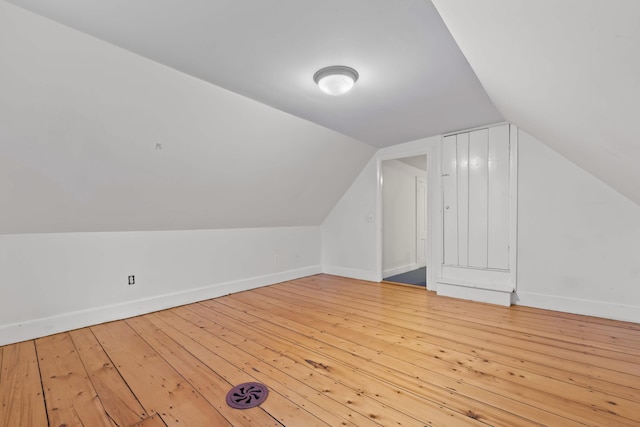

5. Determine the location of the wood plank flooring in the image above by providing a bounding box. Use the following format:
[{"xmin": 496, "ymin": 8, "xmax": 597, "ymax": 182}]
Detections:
[{"xmin": 1, "ymin": 274, "xmax": 640, "ymax": 426}]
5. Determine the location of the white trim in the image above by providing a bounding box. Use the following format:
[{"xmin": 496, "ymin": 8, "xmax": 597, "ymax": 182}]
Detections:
[
  {"xmin": 436, "ymin": 277, "xmax": 514, "ymax": 294},
  {"xmin": 515, "ymin": 291, "xmax": 640, "ymax": 324},
  {"xmin": 439, "ymin": 265, "xmax": 513, "ymax": 292},
  {"xmin": 509, "ymin": 124, "xmax": 519, "ymax": 290},
  {"xmin": 383, "ymin": 263, "xmax": 423, "ymax": 278},
  {"xmin": 375, "ymin": 139, "xmax": 435, "ymax": 291},
  {"xmin": 437, "ymin": 124, "xmax": 518, "ymax": 299},
  {"xmin": 443, "ymin": 121, "xmax": 508, "ymax": 137},
  {"xmin": 416, "ymin": 176, "xmax": 427, "ymax": 268},
  {"xmin": 0, "ymin": 265, "xmax": 321, "ymax": 346},
  {"xmin": 376, "ymin": 156, "xmax": 384, "ymax": 283},
  {"xmin": 437, "ymin": 282, "xmax": 512, "ymax": 306},
  {"xmin": 384, "ymin": 157, "xmax": 427, "ymax": 175},
  {"xmin": 429, "ymin": 140, "xmax": 443, "ymax": 292},
  {"xmin": 377, "ymin": 139, "xmax": 431, "ymax": 161},
  {"xmin": 322, "ymin": 265, "xmax": 380, "ymax": 282}
]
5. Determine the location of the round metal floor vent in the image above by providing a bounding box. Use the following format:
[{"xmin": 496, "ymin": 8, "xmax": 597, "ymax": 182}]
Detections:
[{"xmin": 226, "ymin": 382, "xmax": 269, "ymax": 409}]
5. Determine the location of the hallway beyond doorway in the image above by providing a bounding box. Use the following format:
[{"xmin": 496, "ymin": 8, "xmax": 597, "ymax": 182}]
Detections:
[{"xmin": 384, "ymin": 267, "xmax": 426, "ymax": 287}]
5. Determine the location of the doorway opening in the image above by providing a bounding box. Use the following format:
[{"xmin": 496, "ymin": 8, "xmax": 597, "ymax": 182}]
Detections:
[{"xmin": 381, "ymin": 155, "xmax": 428, "ymax": 287}]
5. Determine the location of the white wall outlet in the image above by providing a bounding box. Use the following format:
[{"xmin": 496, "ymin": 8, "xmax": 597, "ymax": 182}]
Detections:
[{"xmin": 274, "ymin": 254, "xmax": 279, "ymax": 263}]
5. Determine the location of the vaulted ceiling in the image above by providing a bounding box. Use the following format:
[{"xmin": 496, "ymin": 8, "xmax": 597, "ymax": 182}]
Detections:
[
  {"xmin": 1, "ymin": 1, "xmax": 376, "ymax": 233},
  {"xmin": 3, "ymin": 0, "xmax": 502, "ymax": 148},
  {"xmin": 431, "ymin": 0, "xmax": 640, "ymax": 206},
  {"xmin": 1, "ymin": 0, "xmax": 504, "ymax": 234},
  {"xmin": 2, "ymin": 0, "xmax": 638, "ymax": 235}
]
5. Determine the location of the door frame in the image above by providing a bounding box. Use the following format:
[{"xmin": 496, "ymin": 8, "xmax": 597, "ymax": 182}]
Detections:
[
  {"xmin": 435, "ymin": 123, "xmax": 518, "ymax": 304},
  {"xmin": 416, "ymin": 176, "xmax": 427, "ymax": 267},
  {"xmin": 376, "ymin": 142, "xmax": 436, "ymax": 290}
]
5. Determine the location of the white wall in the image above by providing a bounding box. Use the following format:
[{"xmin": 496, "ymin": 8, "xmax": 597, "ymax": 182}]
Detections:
[
  {"xmin": 432, "ymin": 0, "xmax": 640, "ymax": 207},
  {"xmin": 322, "ymin": 127, "xmax": 640, "ymax": 323},
  {"xmin": 0, "ymin": 1, "xmax": 368, "ymax": 345},
  {"xmin": 321, "ymin": 158, "xmax": 380, "ymax": 281},
  {"xmin": 515, "ymin": 130, "xmax": 640, "ymax": 322},
  {"xmin": 4, "ymin": 1, "xmax": 638, "ymax": 347},
  {"xmin": 322, "ymin": 136, "xmax": 438, "ymax": 284},
  {"xmin": 0, "ymin": 226, "xmax": 320, "ymax": 345},
  {"xmin": 0, "ymin": 1, "xmax": 373, "ymax": 234},
  {"xmin": 382, "ymin": 160, "xmax": 426, "ymax": 276}
]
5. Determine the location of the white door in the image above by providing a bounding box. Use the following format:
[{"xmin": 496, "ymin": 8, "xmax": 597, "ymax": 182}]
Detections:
[
  {"xmin": 416, "ymin": 177, "xmax": 427, "ymax": 267},
  {"xmin": 441, "ymin": 124, "xmax": 517, "ymax": 292}
]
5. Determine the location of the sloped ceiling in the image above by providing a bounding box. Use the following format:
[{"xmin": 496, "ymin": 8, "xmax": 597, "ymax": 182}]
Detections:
[
  {"xmin": 431, "ymin": 0, "xmax": 640, "ymax": 206},
  {"xmin": 3, "ymin": 0, "xmax": 502, "ymax": 148},
  {"xmin": 0, "ymin": 2, "xmax": 374, "ymax": 233},
  {"xmin": 1, "ymin": 0, "xmax": 506, "ymax": 234},
  {"xmin": 398, "ymin": 155, "xmax": 427, "ymax": 172}
]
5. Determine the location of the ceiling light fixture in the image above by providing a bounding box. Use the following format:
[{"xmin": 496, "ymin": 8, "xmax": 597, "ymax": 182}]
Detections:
[{"xmin": 313, "ymin": 65, "xmax": 359, "ymax": 96}]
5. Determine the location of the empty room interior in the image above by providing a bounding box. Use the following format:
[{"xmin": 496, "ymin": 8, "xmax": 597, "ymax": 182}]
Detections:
[{"xmin": 2, "ymin": 1, "xmax": 640, "ymax": 426}]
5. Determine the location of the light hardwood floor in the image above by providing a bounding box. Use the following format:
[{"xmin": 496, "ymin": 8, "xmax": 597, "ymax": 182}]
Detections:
[{"xmin": 1, "ymin": 274, "xmax": 640, "ymax": 426}]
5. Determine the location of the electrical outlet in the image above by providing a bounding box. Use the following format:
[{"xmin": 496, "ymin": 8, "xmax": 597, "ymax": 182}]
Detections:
[
  {"xmin": 274, "ymin": 254, "xmax": 279, "ymax": 263},
  {"xmin": 128, "ymin": 275, "xmax": 135, "ymax": 285}
]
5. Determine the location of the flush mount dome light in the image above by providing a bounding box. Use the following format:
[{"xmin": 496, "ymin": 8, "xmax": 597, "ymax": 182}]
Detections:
[{"xmin": 313, "ymin": 65, "xmax": 359, "ymax": 96}]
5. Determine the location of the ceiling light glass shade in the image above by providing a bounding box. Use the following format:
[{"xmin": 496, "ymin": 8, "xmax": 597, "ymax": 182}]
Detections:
[{"xmin": 313, "ymin": 66, "xmax": 359, "ymax": 96}]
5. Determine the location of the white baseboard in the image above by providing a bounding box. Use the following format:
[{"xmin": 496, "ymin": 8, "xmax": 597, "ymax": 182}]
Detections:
[
  {"xmin": 383, "ymin": 263, "xmax": 423, "ymax": 278},
  {"xmin": 515, "ymin": 291, "xmax": 640, "ymax": 324},
  {"xmin": 322, "ymin": 265, "xmax": 380, "ymax": 282},
  {"xmin": 437, "ymin": 282, "xmax": 512, "ymax": 306},
  {"xmin": 0, "ymin": 265, "xmax": 321, "ymax": 346}
]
